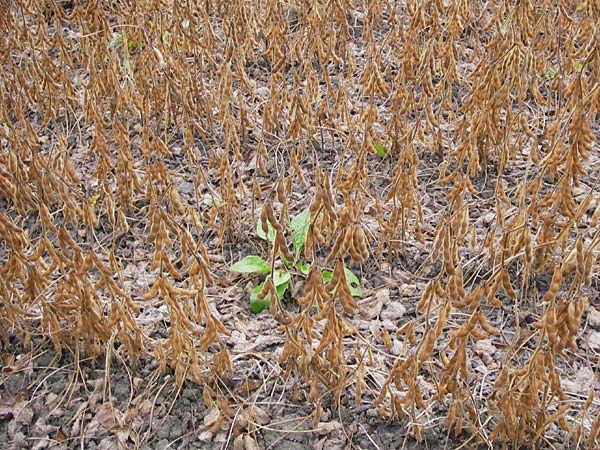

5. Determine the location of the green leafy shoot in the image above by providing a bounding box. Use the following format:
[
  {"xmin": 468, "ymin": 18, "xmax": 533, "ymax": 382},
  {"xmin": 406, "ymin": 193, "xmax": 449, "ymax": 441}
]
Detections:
[
  {"xmin": 500, "ymin": 14, "xmax": 512, "ymax": 32},
  {"xmin": 230, "ymin": 210, "xmax": 362, "ymax": 313},
  {"xmin": 344, "ymin": 267, "xmax": 363, "ymax": 296},
  {"xmin": 122, "ymin": 59, "xmax": 134, "ymax": 79},
  {"xmin": 372, "ymin": 143, "xmax": 386, "ymax": 157},
  {"xmin": 544, "ymin": 65, "xmax": 558, "ymax": 80}
]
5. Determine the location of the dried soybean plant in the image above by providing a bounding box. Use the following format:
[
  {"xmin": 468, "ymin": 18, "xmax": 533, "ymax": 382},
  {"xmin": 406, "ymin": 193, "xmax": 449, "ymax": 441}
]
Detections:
[
  {"xmin": 0, "ymin": 0, "xmax": 233, "ymax": 387},
  {"xmin": 0, "ymin": 1, "xmax": 146, "ymax": 359},
  {"xmin": 373, "ymin": 0, "xmax": 600, "ymax": 446}
]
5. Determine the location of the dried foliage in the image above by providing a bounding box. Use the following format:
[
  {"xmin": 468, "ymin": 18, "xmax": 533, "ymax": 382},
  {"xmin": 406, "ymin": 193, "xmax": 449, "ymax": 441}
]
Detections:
[{"xmin": 0, "ymin": 0, "xmax": 599, "ymax": 447}]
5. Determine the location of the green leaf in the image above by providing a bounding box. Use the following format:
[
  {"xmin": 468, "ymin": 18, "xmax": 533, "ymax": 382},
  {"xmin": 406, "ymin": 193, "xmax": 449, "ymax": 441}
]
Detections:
[
  {"xmin": 344, "ymin": 267, "xmax": 363, "ymax": 297},
  {"xmin": 249, "ymin": 279, "xmax": 289, "ymax": 314},
  {"xmin": 545, "ymin": 66, "xmax": 557, "ymax": 80},
  {"xmin": 256, "ymin": 218, "xmax": 276, "ymax": 242},
  {"xmin": 110, "ymin": 33, "xmax": 123, "ymax": 50},
  {"xmin": 290, "ymin": 208, "xmax": 310, "ymax": 258},
  {"xmin": 249, "ymin": 296, "xmax": 270, "ymax": 314},
  {"xmin": 127, "ymin": 39, "xmax": 140, "ymax": 52},
  {"xmin": 123, "ymin": 59, "xmax": 133, "ymax": 77},
  {"xmin": 250, "ymin": 282, "xmax": 266, "ymax": 304},
  {"xmin": 250, "ymin": 282, "xmax": 269, "ymax": 313},
  {"xmin": 321, "ymin": 268, "xmax": 362, "ymax": 297},
  {"xmin": 229, "ymin": 256, "xmax": 271, "ymax": 273},
  {"xmin": 296, "ymin": 262, "xmax": 311, "ymax": 276},
  {"xmin": 373, "ymin": 143, "xmax": 386, "ymax": 157},
  {"xmin": 275, "ymin": 281, "xmax": 289, "ymax": 299},
  {"xmin": 272, "ymin": 269, "xmax": 291, "ymax": 287}
]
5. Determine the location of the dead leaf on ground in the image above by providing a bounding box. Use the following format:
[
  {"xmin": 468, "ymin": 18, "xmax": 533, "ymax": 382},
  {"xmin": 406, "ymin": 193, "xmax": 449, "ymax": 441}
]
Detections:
[
  {"xmin": 563, "ymin": 366, "xmax": 596, "ymax": 395},
  {"xmin": 587, "ymin": 305, "xmax": 600, "ymax": 328},
  {"xmin": 55, "ymin": 426, "xmax": 67, "ymax": 445},
  {"xmin": 244, "ymin": 433, "xmax": 260, "ymax": 450},
  {"xmin": 31, "ymin": 440, "xmax": 50, "ymax": 450},
  {"xmin": 380, "ymin": 301, "xmax": 407, "ymax": 321},
  {"xmin": 204, "ymin": 407, "xmax": 221, "ymax": 427},
  {"xmin": 198, "ymin": 430, "xmax": 214, "ymax": 443},
  {"xmin": 233, "ymin": 433, "xmax": 245, "ymax": 450},
  {"xmin": 315, "ymin": 434, "xmax": 347, "ymax": 450},
  {"xmin": 0, "ymin": 402, "xmax": 14, "ymax": 421},
  {"xmin": 14, "ymin": 402, "xmax": 34, "ymax": 426},
  {"xmin": 95, "ymin": 402, "xmax": 121, "ymax": 431},
  {"xmin": 97, "ymin": 436, "xmax": 118, "ymax": 450},
  {"xmin": 360, "ymin": 288, "xmax": 387, "ymax": 319},
  {"xmin": 316, "ymin": 420, "xmax": 343, "ymax": 435},
  {"xmin": 249, "ymin": 405, "xmax": 270, "ymax": 426},
  {"xmin": 587, "ymin": 331, "xmax": 600, "ymax": 351}
]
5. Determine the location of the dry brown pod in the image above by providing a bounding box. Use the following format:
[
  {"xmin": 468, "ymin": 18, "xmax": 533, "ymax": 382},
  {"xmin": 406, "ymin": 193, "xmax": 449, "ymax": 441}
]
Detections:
[{"xmin": 543, "ymin": 267, "xmax": 562, "ymax": 302}]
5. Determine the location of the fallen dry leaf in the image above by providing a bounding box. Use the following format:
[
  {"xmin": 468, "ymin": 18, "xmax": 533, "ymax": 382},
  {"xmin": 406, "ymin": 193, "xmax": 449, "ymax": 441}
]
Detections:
[
  {"xmin": 233, "ymin": 433, "xmax": 245, "ymax": 450},
  {"xmin": 55, "ymin": 426, "xmax": 67, "ymax": 445},
  {"xmin": 562, "ymin": 366, "xmax": 596, "ymax": 395},
  {"xmin": 197, "ymin": 430, "xmax": 214, "ymax": 443},
  {"xmin": 360, "ymin": 288, "xmax": 387, "ymax": 320},
  {"xmin": 587, "ymin": 305, "xmax": 600, "ymax": 328},
  {"xmin": 380, "ymin": 301, "xmax": 407, "ymax": 321},
  {"xmin": 95, "ymin": 402, "xmax": 120, "ymax": 431},
  {"xmin": 203, "ymin": 407, "xmax": 221, "ymax": 427},
  {"xmin": 14, "ymin": 403, "xmax": 34, "ymax": 426},
  {"xmin": 587, "ymin": 331, "xmax": 600, "ymax": 351},
  {"xmin": 249, "ymin": 405, "xmax": 270, "ymax": 426},
  {"xmin": 244, "ymin": 433, "xmax": 260, "ymax": 450},
  {"xmin": 97, "ymin": 436, "xmax": 118, "ymax": 450},
  {"xmin": 0, "ymin": 402, "xmax": 14, "ymax": 421},
  {"xmin": 316, "ymin": 420, "xmax": 343, "ymax": 435}
]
